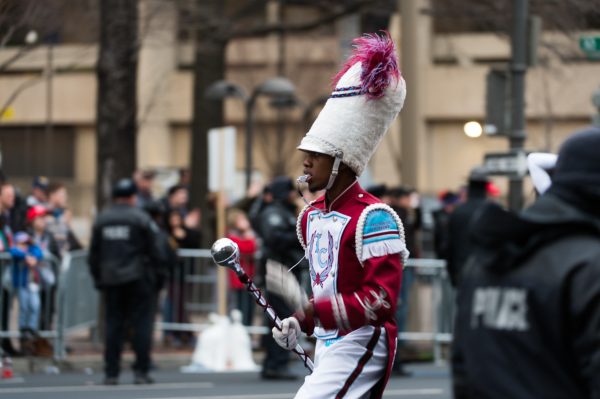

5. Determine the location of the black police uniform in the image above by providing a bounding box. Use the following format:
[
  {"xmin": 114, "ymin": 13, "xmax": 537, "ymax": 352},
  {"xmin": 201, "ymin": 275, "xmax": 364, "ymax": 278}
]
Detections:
[
  {"xmin": 452, "ymin": 196, "xmax": 600, "ymax": 399},
  {"xmin": 445, "ymin": 178, "xmax": 490, "ymax": 288},
  {"xmin": 89, "ymin": 185, "xmax": 161, "ymax": 382}
]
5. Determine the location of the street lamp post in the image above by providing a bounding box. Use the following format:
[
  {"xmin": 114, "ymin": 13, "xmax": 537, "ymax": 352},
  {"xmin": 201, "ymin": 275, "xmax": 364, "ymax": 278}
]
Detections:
[
  {"xmin": 204, "ymin": 78, "xmax": 295, "ymax": 317},
  {"xmin": 508, "ymin": 0, "xmax": 529, "ymax": 211},
  {"xmin": 205, "ymin": 77, "xmax": 296, "ymax": 191},
  {"xmin": 302, "ymin": 96, "xmax": 328, "ymax": 131}
]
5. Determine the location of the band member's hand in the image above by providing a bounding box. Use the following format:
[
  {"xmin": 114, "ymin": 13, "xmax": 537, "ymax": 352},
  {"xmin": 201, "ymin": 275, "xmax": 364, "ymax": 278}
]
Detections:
[{"xmin": 272, "ymin": 317, "xmax": 301, "ymax": 350}]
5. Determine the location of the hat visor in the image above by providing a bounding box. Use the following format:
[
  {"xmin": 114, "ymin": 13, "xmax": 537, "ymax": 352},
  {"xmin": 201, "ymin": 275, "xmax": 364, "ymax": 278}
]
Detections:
[{"xmin": 296, "ymin": 136, "xmax": 333, "ymax": 156}]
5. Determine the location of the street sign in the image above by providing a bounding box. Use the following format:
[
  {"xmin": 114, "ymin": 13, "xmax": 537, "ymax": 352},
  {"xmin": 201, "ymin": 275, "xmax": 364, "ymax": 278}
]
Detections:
[
  {"xmin": 579, "ymin": 35, "xmax": 600, "ymax": 60},
  {"xmin": 484, "ymin": 150, "xmax": 528, "ymax": 178},
  {"xmin": 208, "ymin": 126, "xmax": 237, "ymax": 193}
]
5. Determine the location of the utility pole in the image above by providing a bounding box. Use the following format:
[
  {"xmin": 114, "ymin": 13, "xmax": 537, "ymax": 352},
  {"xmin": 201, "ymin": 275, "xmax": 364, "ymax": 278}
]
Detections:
[
  {"xmin": 45, "ymin": 41, "xmax": 54, "ymax": 177},
  {"xmin": 508, "ymin": 0, "xmax": 528, "ymax": 211}
]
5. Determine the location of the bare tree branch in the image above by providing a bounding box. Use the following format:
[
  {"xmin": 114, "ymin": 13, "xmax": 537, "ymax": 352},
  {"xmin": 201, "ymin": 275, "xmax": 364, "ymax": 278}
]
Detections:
[
  {"xmin": 0, "ymin": 44, "xmax": 96, "ymax": 118},
  {"xmin": 0, "ymin": 43, "xmax": 39, "ymax": 72},
  {"xmin": 0, "ymin": 76, "xmax": 42, "ymax": 118},
  {"xmin": 0, "ymin": 25, "xmax": 16, "ymax": 48},
  {"xmin": 223, "ymin": 0, "xmax": 381, "ymax": 40}
]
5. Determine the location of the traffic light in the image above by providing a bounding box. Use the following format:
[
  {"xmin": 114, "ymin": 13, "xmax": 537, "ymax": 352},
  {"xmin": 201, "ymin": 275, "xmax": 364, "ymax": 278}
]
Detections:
[{"xmin": 484, "ymin": 68, "xmax": 511, "ymax": 136}]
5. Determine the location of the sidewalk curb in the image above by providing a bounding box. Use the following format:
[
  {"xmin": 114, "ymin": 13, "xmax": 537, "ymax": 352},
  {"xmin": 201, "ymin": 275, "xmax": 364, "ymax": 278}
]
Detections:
[{"xmin": 10, "ymin": 353, "xmax": 193, "ymax": 374}]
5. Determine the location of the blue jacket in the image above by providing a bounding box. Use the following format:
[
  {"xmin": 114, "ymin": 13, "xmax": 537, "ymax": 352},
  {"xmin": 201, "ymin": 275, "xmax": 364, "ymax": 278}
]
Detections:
[{"xmin": 10, "ymin": 245, "xmax": 43, "ymax": 289}]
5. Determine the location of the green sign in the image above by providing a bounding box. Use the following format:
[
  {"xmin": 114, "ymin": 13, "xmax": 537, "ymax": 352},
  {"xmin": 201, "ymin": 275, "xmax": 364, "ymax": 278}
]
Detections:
[{"xmin": 580, "ymin": 35, "xmax": 600, "ymax": 59}]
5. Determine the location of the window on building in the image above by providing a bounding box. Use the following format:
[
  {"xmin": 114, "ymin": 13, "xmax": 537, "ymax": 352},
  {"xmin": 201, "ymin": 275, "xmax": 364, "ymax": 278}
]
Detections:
[{"xmin": 0, "ymin": 126, "xmax": 75, "ymax": 178}]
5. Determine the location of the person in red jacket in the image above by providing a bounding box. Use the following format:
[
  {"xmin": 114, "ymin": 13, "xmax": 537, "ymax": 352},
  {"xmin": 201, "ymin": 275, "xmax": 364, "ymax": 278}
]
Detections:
[
  {"xmin": 226, "ymin": 209, "xmax": 257, "ymax": 326},
  {"xmin": 272, "ymin": 32, "xmax": 408, "ymax": 399}
]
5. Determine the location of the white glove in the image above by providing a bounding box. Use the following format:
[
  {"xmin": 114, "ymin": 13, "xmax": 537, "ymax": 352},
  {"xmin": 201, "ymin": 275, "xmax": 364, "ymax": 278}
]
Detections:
[{"xmin": 272, "ymin": 317, "xmax": 301, "ymax": 351}]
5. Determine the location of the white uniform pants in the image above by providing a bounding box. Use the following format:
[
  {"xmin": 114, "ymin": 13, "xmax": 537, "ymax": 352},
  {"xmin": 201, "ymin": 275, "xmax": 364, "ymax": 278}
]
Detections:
[{"xmin": 295, "ymin": 326, "xmax": 388, "ymax": 399}]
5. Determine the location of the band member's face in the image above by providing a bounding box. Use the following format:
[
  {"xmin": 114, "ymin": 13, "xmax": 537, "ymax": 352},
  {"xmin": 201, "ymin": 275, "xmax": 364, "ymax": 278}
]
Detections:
[{"xmin": 301, "ymin": 150, "xmax": 334, "ymax": 192}]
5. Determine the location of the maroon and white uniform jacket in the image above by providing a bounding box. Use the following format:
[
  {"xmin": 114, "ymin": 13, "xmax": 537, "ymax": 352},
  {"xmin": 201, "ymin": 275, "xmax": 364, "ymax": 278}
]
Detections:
[{"xmin": 296, "ymin": 181, "xmax": 408, "ymax": 398}]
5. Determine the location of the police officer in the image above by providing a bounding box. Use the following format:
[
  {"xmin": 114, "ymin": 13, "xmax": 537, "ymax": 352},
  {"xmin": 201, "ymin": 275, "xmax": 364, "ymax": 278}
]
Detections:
[
  {"xmin": 255, "ymin": 176, "xmax": 304, "ymax": 380},
  {"xmin": 452, "ymin": 127, "xmax": 600, "ymax": 398},
  {"xmin": 446, "ymin": 167, "xmax": 491, "ymax": 288},
  {"xmin": 89, "ymin": 178, "xmax": 161, "ymax": 385}
]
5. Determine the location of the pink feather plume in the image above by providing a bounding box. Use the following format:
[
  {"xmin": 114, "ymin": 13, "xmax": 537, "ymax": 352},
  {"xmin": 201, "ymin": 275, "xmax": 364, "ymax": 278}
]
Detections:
[{"xmin": 332, "ymin": 32, "xmax": 400, "ymax": 99}]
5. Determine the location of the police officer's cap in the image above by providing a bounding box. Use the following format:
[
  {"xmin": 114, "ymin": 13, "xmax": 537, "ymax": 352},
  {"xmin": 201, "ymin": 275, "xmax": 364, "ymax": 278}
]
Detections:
[
  {"xmin": 469, "ymin": 166, "xmax": 489, "ymax": 183},
  {"xmin": 268, "ymin": 176, "xmax": 294, "ymax": 201},
  {"xmin": 112, "ymin": 178, "xmax": 137, "ymax": 198}
]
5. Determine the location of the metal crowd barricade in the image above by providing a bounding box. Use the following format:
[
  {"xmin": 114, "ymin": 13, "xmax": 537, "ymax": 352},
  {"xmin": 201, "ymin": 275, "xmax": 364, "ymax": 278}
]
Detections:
[
  {"xmin": 47, "ymin": 249, "xmax": 453, "ymax": 363},
  {"xmin": 155, "ymin": 251, "xmax": 455, "ymax": 363},
  {"xmin": 154, "ymin": 248, "xmax": 219, "ymax": 335},
  {"xmin": 55, "ymin": 249, "xmax": 98, "ymax": 360},
  {"xmin": 400, "ymin": 258, "xmax": 454, "ymax": 364},
  {"xmin": 0, "ymin": 251, "xmax": 62, "ymax": 358}
]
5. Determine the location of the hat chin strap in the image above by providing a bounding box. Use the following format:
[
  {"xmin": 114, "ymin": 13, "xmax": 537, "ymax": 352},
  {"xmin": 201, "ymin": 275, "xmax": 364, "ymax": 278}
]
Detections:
[{"xmin": 325, "ymin": 152, "xmax": 343, "ymax": 191}]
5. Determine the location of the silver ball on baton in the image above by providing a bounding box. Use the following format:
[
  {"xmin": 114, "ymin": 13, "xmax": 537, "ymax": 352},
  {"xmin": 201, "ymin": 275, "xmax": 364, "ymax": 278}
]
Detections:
[{"xmin": 211, "ymin": 238, "xmax": 240, "ymax": 268}]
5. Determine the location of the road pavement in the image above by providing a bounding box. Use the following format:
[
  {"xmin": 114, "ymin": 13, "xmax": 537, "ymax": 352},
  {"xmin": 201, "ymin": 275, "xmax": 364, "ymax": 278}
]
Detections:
[{"xmin": 0, "ymin": 363, "xmax": 451, "ymax": 399}]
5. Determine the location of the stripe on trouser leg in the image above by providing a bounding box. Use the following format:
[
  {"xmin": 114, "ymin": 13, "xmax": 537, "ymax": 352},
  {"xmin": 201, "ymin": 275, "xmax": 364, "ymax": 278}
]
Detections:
[{"xmin": 335, "ymin": 327, "xmax": 382, "ymax": 399}]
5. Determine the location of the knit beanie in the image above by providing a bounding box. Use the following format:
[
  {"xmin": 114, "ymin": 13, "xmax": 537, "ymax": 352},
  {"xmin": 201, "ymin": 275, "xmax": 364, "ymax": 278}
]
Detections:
[
  {"xmin": 552, "ymin": 126, "xmax": 600, "ymax": 188},
  {"xmin": 548, "ymin": 126, "xmax": 600, "ymax": 217}
]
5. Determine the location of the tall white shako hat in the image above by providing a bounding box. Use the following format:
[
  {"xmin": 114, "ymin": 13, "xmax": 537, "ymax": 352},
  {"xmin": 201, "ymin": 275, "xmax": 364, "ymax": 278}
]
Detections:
[{"xmin": 298, "ymin": 32, "xmax": 406, "ymax": 188}]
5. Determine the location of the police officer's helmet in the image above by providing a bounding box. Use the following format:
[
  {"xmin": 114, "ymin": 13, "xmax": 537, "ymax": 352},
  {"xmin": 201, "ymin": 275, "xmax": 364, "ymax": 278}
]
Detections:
[{"xmin": 112, "ymin": 178, "xmax": 137, "ymax": 198}]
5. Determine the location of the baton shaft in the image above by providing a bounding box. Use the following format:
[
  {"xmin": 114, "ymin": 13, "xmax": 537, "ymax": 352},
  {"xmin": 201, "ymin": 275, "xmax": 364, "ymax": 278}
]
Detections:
[{"xmin": 234, "ymin": 266, "xmax": 314, "ymax": 372}]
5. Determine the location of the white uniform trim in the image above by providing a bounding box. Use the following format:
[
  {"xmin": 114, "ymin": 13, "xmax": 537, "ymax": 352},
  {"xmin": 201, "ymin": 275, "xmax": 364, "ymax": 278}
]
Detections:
[
  {"xmin": 297, "ymin": 203, "xmax": 312, "ymax": 251},
  {"xmin": 331, "ymin": 294, "xmax": 352, "ymax": 331},
  {"xmin": 336, "ymin": 293, "xmax": 352, "ymax": 331},
  {"xmin": 355, "ymin": 203, "xmax": 408, "ymax": 266},
  {"xmin": 354, "ymin": 287, "xmax": 391, "ymax": 323},
  {"xmin": 331, "ymin": 295, "xmax": 344, "ymax": 331}
]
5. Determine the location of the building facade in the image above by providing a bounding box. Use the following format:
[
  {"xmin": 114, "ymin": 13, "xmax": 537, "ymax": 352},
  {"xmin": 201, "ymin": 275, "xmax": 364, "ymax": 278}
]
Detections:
[{"xmin": 0, "ymin": 1, "xmax": 599, "ymax": 224}]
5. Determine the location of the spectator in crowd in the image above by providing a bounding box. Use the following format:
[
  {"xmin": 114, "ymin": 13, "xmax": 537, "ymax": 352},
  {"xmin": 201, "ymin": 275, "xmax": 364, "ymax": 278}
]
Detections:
[
  {"xmin": 390, "ymin": 187, "xmax": 421, "ymax": 257},
  {"xmin": 143, "ymin": 201, "xmax": 176, "ymax": 294},
  {"xmin": 167, "ymin": 210, "xmax": 201, "ymax": 249},
  {"xmin": 485, "ymin": 181, "xmax": 501, "ymax": 200},
  {"xmin": 162, "ymin": 184, "xmax": 200, "ymax": 230},
  {"xmin": 26, "ymin": 176, "xmax": 50, "ymax": 208},
  {"xmin": 366, "ymin": 184, "xmax": 391, "ymax": 205},
  {"xmin": 178, "ymin": 168, "xmax": 191, "ymax": 187},
  {"xmin": 445, "ymin": 168, "xmax": 491, "ymax": 288},
  {"xmin": 232, "ymin": 180, "xmax": 265, "ymax": 217},
  {"xmin": 9, "ymin": 232, "xmax": 44, "ymax": 355},
  {"xmin": 0, "ymin": 199, "xmax": 15, "ymax": 355},
  {"xmin": 143, "ymin": 201, "xmax": 177, "ymax": 345},
  {"xmin": 432, "ymin": 190, "xmax": 461, "ymax": 338},
  {"xmin": 164, "ymin": 185, "xmax": 189, "ymax": 218},
  {"xmin": 226, "ymin": 208, "xmax": 257, "ymax": 326},
  {"xmin": 247, "ymin": 185, "xmax": 273, "ymax": 234},
  {"xmin": 452, "ymin": 127, "xmax": 600, "ymax": 398},
  {"xmin": 133, "ymin": 170, "xmax": 156, "ymax": 210},
  {"xmin": 88, "ymin": 178, "xmax": 161, "ymax": 385},
  {"xmin": 255, "ymin": 176, "xmax": 304, "ymax": 380},
  {"xmin": 46, "ymin": 182, "xmax": 82, "ymax": 257},
  {"xmin": 389, "ymin": 186, "xmax": 421, "ymax": 376},
  {"xmin": 27, "ymin": 205, "xmax": 59, "ymax": 332},
  {"xmin": 432, "ymin": 190, "xmax": 460, "ymax": 260},
  {"xmin": 1, "ymin": 183, "xmax": 27, "ymax": 233},
  {"xmin": 0, "ymin": 182, "xmax": 27, "ymax": 354},
  {"xmin": 163, "ymin": 209, "xmax": 200, "ymax": 347}
]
